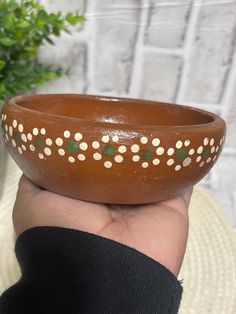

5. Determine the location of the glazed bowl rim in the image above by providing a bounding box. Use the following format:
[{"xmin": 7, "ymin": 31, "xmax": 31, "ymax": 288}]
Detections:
[{"xmin": 7, "ymin": 94, "xmax": 225, "ymax": 131}]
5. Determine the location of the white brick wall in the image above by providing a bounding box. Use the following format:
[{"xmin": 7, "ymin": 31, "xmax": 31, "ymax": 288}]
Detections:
[
  {"xmin": 38, "ymin": 0, "xmax": 236, "ymax": 227},
  {"xmin": 141, "ymin": 54, "xmax": 182, "ymax": 101},
  {"xmin": 144, "ymin": 0, "xmax": 192, "ymax": 49}
]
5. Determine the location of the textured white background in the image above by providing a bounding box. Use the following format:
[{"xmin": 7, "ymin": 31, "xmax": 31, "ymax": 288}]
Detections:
[{"xmin": 37, "ymin": 0, "xmax": 236, "ymax": 227}]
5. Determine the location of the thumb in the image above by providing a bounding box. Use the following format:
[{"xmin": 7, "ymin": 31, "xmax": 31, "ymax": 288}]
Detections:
[
  {"xmin": 17, "ymin": 175, "xmax": 41, "ymax": 197},
  {"xmin": 13, "ymin": 175, "xmax": 41, "ymax": 236}
]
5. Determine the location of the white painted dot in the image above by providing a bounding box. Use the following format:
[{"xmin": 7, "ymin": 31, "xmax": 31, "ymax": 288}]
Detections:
[
  {"xmin": 30, "ymin": 144, "xmax": 35, "ymax": 151},
  {"xmin": 58, "ymin": 148, "xmax": 65, "ymax": 156},
  {"xmin": 21, "ymin": 144, "xmax": 26, "ymax": 151},
  {"xmin": 211, "ymin": 146, "xmax": 215, "ymax": 154},
  {"xmin": 56, "ymin": 138, "xmax": 63, "ymax": 146},
  {"xmin": 156, "ymin": 147, "xmax": 165, "ymax": 155},
  {"xmin": 184, "ymin": 140, "xmax": 191, "ymax": 147},
  {"xmin": 79, "ymin": 142, "xmax": 88, "ymax": 151},
  {"xmin": 132, "ymin": 155, "xmax": 140, "ymax": 162},
  {"xmin": 140, "ymin": 136, "xmax": 148, "ymax": 144},
  {"xmin": 5, "ymin": 124, "xmax": 8, "ymax": 132},
  {"xmin": 5, "ymin": 134, "xmax": 9, "ymax": 141},
  {"xmin": 131, "ymin": 144, "xmax": 140, "ymax": 153},
  {"xmin": 1, "ymin": 113, "xmax": 4, "ymax": 121},
  {"xmin": 112, "ymin": 135, "xmax": 119, "ymax": 142},
  {"xmin": 21, "ymin": 134, "xmax": 27, "ymax": 142},
  {"xmin": 12, "ymin": 139, "xmax": 16, "ymax": 147},
  {"xmin": 196, "ymin": 156, "xmax": 202, "ymax": 163},
  {"xmin": 175, "ymin": 165, "xmax": 181, "ymax": 172},
  {"xmin": 18, "ymin": 124, "xmax": 24, "ymax": 133},
  {"xmin": 152, "ymin": 138, "xmax": 160, "ymax": 147},
  {"xmin": 220, "ymin": 138, "xmax": 223, "ymax": 145},
  {"xmin": 216, "ymin": 146, "xmax": 219, "ymax": 152},
  {"xmin": 176, "ymin": 141, "xmax": 183, "ymax": 149},
  {"xmin": 78, "ymin": 154, "xmax": 86, "ymax": 161},
  {"xmin": 213, "ymin": 155, "xmax": 217, "ymax": 161},
  {"xmin": 167, "ymin": 159, "xmax": 174, "ymax": 166},
  {"xmin": 46, "ymin": 138, "xmax": 52, "ymax": 146},
  {"xmin": 210, "ymin": 138, "xmax": 214, "ymax": 146},
  {"xmin": 64, "ymin": 130, "xmax": 71, "ymax": 138},
  {"xmin": 200, "ymin": 161, "xmax": 205, "ymax": 168},
  {"xmin": 189, "ymin": 148, "xmax": 195, "ymax": 155},
  {"xmin": 204, "ymin": 138, "xmax": 209, "ymax": 146},
  {"xmin": 92, "ymin": 141, "xmax": 100, "ymax": 149},
  {"xmin": 152, "ymin": 158, "xmax": 160, "ymax": 166},
  {"xmin": 3, "ymin": 114, "xmax": 7, "ymax": 121},
  {"xmin": 38, "ymin": 153, "xmax": 44, "ymax": 160},
  {"xmin": 74, "ymin": 132, "xmax": 83, "ymax": 141},
  {"xmin": 9, "ymin": 126, "xmax": 13, "ymax": 137},
  {"xmin": 13, "ymin": 120, "xmax": 17, "ymax": 128},
  {"xmin": 118, "ymin": 145, "xmax": 127, "ymax": 154},
  {"xmin": 102, "ymin": 135, "xmax": 109, "ymax": 143},
  {"xmin": 104, "ymin": 161, "xmax": 112, "ymax": 168},
  {"xmin": 33, "ymin": 128, "xmax": 39, "ymax": 136},
  {"xmin": 27, "ymin": 133, "xmax": 32, "ymax": 141},
  {"xmin": 142, "ymin": 162, "xmax": 149, "ymax": 168},
  {"xmin": 17, "ymin": 147, "xmax": 23, "ymax": 154},
  {"xmin": 167, "ymin": 148, "xmax": 175, "ymax": 156},
  {"xmin": 114, "ymin": 155, "xmax": 123, "ymax": 163},
  {"xmin": 207, "ymin": 157, "xmax": 211, "ymax": 163},
  {"xmin": 183, "ymin": 157, "xmax": 192, "ymax": 167},
  {"xmin": 93, "ymin": 152, "xmax": 102, "ymax": 160},
  {"xmin": 68, "ymin": 156, "xmax": 75, "ymax": 163},
  {"xmin": 197, "ymin": 146, "xmax": 203, "ymax": 154},
  {"xmin": 40, "ymin": 128, "xmax": 46, "ymax": 135},
  {"xmin": 44, "ymin": 147, "xmax": 51, "ymax": 156}
]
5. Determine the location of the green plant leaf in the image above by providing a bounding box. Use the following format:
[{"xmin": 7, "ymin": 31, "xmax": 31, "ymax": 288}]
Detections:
[
  {"xmin": 38, "ymin": 9, "xmax": 48, "ymax": 20},
  {"xmin": 17, "ymin": 19, "xmax": 31, "ymax": 29},
  {"xmin": 66, "ymin": 12, "xmax": 85, "ymax": 25},
  {"xmin": 3, "ymin": 15, "xmax": 15, "ymax": 30},
  {"xmin": 0, "ymin": 83, "xmax": 6, "ymax": 94},
  {"xmin": 0, "ymin": 60, "xmax": 6, "ymax": 71},
  {"xmin": 0, "ymin": 37, "xmax": 17, "ymax": 47},
  {"xmin": 45, "ymin": 37, "xmax": 54, "ymax": 45}
]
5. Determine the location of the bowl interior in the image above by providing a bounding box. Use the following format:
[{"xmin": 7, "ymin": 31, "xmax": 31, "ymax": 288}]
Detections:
[{"xmin": 14, "ymin": 95, "xmax": 214, "ymax": 127}]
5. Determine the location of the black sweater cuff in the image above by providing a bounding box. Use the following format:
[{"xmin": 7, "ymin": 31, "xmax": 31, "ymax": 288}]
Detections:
[{"xmin": 0, "ymin": 227, "xmax": 182, "ymax": 314}]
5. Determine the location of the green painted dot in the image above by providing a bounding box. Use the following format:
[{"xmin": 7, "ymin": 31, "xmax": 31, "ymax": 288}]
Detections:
[
  {"xmin": 142, "ymin": 150, "xmax": 152, "ymax": 160},
  {"xmin": 176, "ymin": 149, "xmax": 186, "ymax": 160},
  {"xmin": 36, "ymin": 138, "xmax": 43, "ymax": 148},
  {"xmin": 15, "ymin": 133, "xmax": 21, "ymax": 144},
  {"xmin": 202, "ymin": 149, "xmax": 210, "ymax": 158},
  {"xmin": 67, "ymin": 140, "xmax": 78, "ymax": 153},
  {"xmin": 104, "ymin": 145, "xmax": 115, "ymax": 157}
]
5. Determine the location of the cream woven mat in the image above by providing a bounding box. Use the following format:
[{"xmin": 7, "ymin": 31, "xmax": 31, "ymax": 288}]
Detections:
[{"xmin": 0, "ymin": 156, "xmax": 236, "ymax": 313}]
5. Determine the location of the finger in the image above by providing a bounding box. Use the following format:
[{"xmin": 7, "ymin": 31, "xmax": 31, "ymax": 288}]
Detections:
[
  {"xmin": 17, "ymin": 175, "xmax": 41, "ymax": 197},
  {"xmin": 181, "ymin": 187, "xmax": 193, "ymax": 206}
]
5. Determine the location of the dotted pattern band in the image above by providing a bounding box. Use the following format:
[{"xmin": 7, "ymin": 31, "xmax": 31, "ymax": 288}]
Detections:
[{"xmin": 1, "ymin": 113, "xmax": 225, "ymax": 171}]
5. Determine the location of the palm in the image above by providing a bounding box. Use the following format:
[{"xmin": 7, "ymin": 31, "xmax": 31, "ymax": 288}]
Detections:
[{"xmin": 13, "ymin": 176, "xmax": 192, "ymax": 276}]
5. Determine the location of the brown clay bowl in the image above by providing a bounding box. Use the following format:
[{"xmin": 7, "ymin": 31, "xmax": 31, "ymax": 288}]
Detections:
[{"xmin": 1, "ymin": 94, "xmax": 226, "ymax": 204}]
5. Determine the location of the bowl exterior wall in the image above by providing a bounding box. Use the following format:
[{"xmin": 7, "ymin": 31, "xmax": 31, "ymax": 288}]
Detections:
[{"xmin": 1, "ymin": 98, "xmax": 226, "ymax": 204}]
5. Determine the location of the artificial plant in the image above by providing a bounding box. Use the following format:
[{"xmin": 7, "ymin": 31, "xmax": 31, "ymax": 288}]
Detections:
[{"xmin": 0, "ymin": 0, "xmax": 85, "ymax": 104}]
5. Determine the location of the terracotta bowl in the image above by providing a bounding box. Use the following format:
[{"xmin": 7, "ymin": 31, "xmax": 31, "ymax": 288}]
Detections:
[{"xmin": 1, "ymin": 94, "xmax": 226, "ymax": 204}]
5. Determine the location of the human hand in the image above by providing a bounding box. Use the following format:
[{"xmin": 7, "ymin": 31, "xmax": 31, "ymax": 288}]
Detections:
[{"xmin": 13, "ymin": 175, "xmax": 192, "ymax": 276}]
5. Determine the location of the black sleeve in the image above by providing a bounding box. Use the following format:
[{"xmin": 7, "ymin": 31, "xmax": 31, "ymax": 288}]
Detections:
[{"xmin": 0, "ymin": 227, "xmax": 183, "ymax": 314}]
